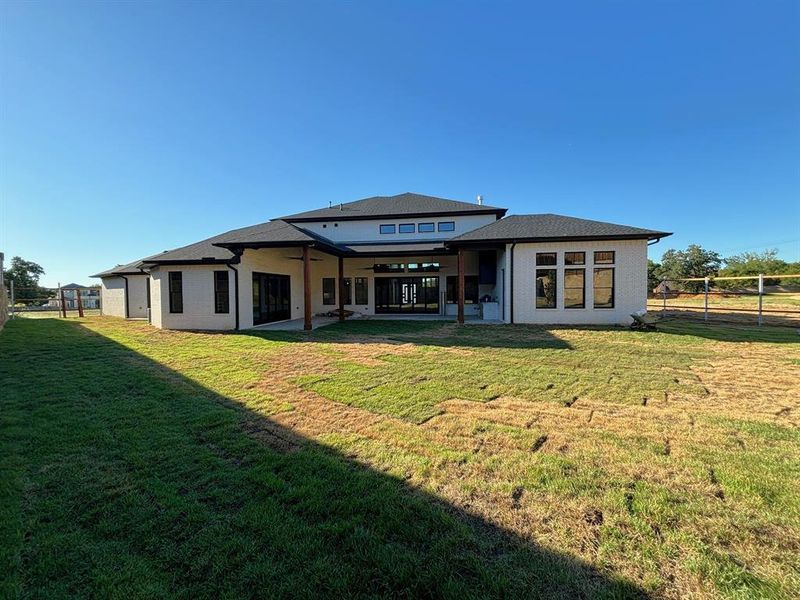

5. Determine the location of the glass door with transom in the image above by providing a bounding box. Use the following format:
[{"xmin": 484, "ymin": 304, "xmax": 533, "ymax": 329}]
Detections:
[{"xmin": 374, "ymin": 276, "xmax": 439, "ymax": 313}]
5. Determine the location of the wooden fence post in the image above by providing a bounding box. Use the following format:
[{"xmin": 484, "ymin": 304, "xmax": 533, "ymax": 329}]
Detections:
[
  {"xmin": 76, "ymin": 289, "xmax": 84, "ymax": 318},
  {"xmin": 704, "ymin": 277, "xmax": 709, "ymax": 322},
  {"xmin": 662, "ymin": 280, "xmax": 667, "ymax": 312},
  {"xmin": 60, "ymin": 288, "xmax": 67, "ymax": 318},
  {"xmin": 757, "ymin": 274, "xmax": 763, "ymax": 326}
]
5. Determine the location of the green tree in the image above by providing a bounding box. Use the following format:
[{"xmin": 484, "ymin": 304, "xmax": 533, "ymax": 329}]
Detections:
[
  {"xmin": 647, "ymin": 259, "xmax": 661, "ymax": 292},
  {"xmin": 719, "ymin": 249, "xmax": 789, "ymax": 287},
  {"xmin": 3, "ymin": 256, "xmax": 46, "ymax": 302},
  {"xmin": 655, "ymin": 245, "xmax": 721, "ymax": 292}
]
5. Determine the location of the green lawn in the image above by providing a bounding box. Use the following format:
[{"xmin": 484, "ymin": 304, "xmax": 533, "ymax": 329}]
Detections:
[{"xmin": 1, "ymin": 317, "xmax": 799, "ymax": 599}]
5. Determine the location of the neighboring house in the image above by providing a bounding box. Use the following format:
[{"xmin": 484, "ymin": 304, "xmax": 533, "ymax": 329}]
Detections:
[
  {"xmin": 61, "ymin": 283, "xmax": 101, "ymax": 309},
  {"xmin": 92, "ymin": 193, "xmax": 670, "ymax": 330}
]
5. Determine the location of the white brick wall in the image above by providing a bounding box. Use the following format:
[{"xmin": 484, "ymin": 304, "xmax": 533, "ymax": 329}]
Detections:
[
  {"xmin": 100, "ymin": 277, "xmax": 126, "ymax": 317},
  {"xmin": 126, "ymin": 274, "xmax": 149, "ymax": 318},
  {"xmin": 142, "ymin": 240, "xmax": 648, "ymax": 330},
  {"xmin": 151, "ymin": 266, "xmax": 236, "ymax": 331},
  {"xmin": 509, "ymin": 240, "xmax": 648, "ymax": 325}
]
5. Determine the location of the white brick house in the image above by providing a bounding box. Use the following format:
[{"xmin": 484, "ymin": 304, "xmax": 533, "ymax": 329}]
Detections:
[{"xmin": 92, "ymin": 193, "xmax": 670, "ymax": 330}]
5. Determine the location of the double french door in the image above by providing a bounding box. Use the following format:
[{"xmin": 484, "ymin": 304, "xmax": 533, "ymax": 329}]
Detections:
[
  {"xmin": 374, "ymin": 276, "xmax": 439, "ymax": 314},
  {"xmin": 252, "ymin": 272, "xmax": 291, "ymax": 325}
]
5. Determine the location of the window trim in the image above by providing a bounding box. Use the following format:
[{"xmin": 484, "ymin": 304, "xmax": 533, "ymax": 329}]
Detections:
[
  {"xmin": 593, "ymin": 267, "xmax": 615, "ymax": 309},
  {"xmin": 418, "ymin": 222, "xmax": 435, "ymax": 233},
  {"xmin": 535, "ymin": 268, "xmax": 557, "ymax": 309},
  {"xmin": 564, "ymin": 252, "xmax": 585, "ymax": 266},
  {"xmin": 214, "ymin": 270, "xmax": 230, "ymax": 314},
  {"xmin": 594, "ymin": 251, "xmax": 615, "ymax": 265},
  {"xmin": 437, "ymin": 221, "xmax": 455, "ymax": 232},
  {"xmin": 322, "ymin": 277, "xmax": 336, "ymax": 305},
  {"xmin": 536, "ymin": 252, "xmax": 557, "ymax": 266},
  {"xmin": 564, "ymin": 268, "xmax": 585, "ymax": 309},
  {"xmin": 379, "ymin": 224, "xmax": 396, "ymax": 235},
  {"xmin": 398, "ymin": 223, "xmax": 415, "ymax": 233},
  {"xmin": 168, "ymin": 271, "xmax": 183, "ymax": 314}
]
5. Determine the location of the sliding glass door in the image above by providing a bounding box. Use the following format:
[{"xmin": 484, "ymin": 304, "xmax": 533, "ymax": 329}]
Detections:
[
  {"xmin": 375, "ymin": 277, "xmax": 439, "ymax": 313},
  {"xmin": 252, "ymin": 272, "xmax": 291, "ymax": 325}
]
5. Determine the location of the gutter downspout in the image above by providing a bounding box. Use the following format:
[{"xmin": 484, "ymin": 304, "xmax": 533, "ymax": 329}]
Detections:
[
  {"xmin": 509, "ymin": 242, "xmax": 516, "ymax": 324},
  {"xmin": 120, "ymin": 275, "xmax": 130, "ymax": 319},
  {"xmin": 227, "ymin": 248, "xmax": 244, "ymax": 331}
]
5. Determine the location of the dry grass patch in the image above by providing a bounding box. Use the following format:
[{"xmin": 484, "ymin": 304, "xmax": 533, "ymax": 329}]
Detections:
[{"xmin": 3, "ymin": 316, "xmax": 798, "ymax": 599}]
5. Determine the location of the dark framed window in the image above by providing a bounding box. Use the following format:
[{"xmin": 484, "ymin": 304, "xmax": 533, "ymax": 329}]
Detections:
[
  {"xmin": 373, "ymin": 263, "xmax": 405, "ymax": 273},
  {"xmin": 565, "ymin": 252, "xmax": 585, "ymax": 265},
  {"xmin": 594, "ymin": 251, "xmax": 615, "ymax": 264},
  {"xmin": 564, "ymin": 269, "xmax": 585, "ymax": 309},
  {"xmin": 593, "ymin": 268, "xmax": 615, "ymax": 308},
  {"xmin": 418, "ymin": 222, "xmax": 435, "ymax": 233},
  {"xmin": 536, "ymin": 252, "xmax": 557, "ymax": 266},
  {"xmin": 355, "ymin": 277, "xmax": 368, "ymax": 305},
  {"xmin": 168, "ymin": 272, "xmax": 183, "ymax": 313},
  {"xmin": 536, "ymin": 269, "xmax": 557, "ymax": 308},
  {"xmin": 408, "ymin": 262, "xmax": 440, "ymax": 272},
  {"xmin": 342, "ymin": 278, "xmax": 353, "ymax": 304},
  {"xmin": 322, "ymin": 277, "xmax": 336, "ymax": 305},
  {"xmin": 214, "ymin": 271, "xmax": 229, "ymax": 313},
  {"xmin": 446, "ymin": 275, "xmax": 479, "ymax": 304},
  {"xmin": 438, "ymin": 221, "xmax": 455, "ymax": 232},
  {"xmin": 379, "ymin": 224, "xmax": 396, "ymax": 234},
  {"xmin": 398, "ymin": 223, "xmax": 415, "ymax": 233}
]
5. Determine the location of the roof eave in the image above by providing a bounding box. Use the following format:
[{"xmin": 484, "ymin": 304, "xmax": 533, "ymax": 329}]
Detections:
[
  {"xmin": 446, "ymin": 232, "xmax": 673, "ymax": 247},
  {"xmin": 280, "ymin": 207, "xmax": 508, "ymax": 223},
  {"xmin": 142, "ymin": 258, "xmax": 232, "ymax": 266},
  {"xmin": 213, "ymin": 240, "xmax": 349, "ymax": 257}
]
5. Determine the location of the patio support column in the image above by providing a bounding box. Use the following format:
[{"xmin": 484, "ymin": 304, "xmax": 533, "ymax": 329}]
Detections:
[
  {"xmin": 457, "ymin": 247, "xmax": 465, "ymax": 324},
  {"xmin": 303, "ymin": 245, "xmax": 312, "ymax": 331},
  {"xmin": 338, "ymin": 256, "xmax": 345, "ymax": 321}
]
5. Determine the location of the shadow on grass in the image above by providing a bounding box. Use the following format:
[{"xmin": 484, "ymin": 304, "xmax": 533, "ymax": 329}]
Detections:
[
  {"xmin": 0, "ymin": 318, "xmax": 644, "ymax": 598},
  {"xmin": 245, "ymin": 319, "xmax": 575, "ymax": 350}
]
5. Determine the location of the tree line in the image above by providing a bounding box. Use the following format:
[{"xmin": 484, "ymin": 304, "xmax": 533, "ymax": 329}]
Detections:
[{"xmin": 648, "ymin": 246, "xmax": 800, "ymax": 292}]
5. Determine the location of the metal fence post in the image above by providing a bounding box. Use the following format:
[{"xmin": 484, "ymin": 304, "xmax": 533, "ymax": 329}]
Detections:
[
  {"xmin": 704, "ymin": 277, "xmax": 709, "ymax": 322},
  {"xmin": 758, "ymin": 273, "xmax": 763, "ymax": 326}
]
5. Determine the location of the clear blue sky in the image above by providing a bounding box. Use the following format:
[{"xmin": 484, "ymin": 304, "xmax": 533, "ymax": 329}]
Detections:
[{"xmin": 1, "ymin": 1, "xmax": 798, "ymax": 287}]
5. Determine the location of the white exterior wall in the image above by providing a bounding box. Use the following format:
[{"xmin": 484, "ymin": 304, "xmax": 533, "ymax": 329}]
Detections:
[
  {"xmin": 126, "ymin": 274, "xmax": 149, "ymax": 318},
  {"xmin": 238, "ymin": 248, "xmax": 307, "ymax": 330},
  {"xmin": 509, "ymin": 239, "xmax": 648, "ymax": 325},
  {"xmin": 100, "ymin": 277, "xmax": 126, "ymax": 317},
  {"xmin": 297, "ymin": 214, "xmax": 498, "ymax": 244},
  {"xmin": 151, "ymin": 266, "xmax": 236, "ymax": 331}
]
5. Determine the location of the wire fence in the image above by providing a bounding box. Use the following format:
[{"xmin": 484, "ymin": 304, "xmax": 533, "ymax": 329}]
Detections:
[
  {"xmin": 647, "ymin": 273, "xmax": 800, "ymax": 326},
  {"xmin": 6, "ymin": 283, "xmax": 102, "ymax": 319}
]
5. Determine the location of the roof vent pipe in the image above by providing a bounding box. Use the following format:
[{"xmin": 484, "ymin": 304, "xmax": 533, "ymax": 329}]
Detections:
[
  {"xmin": 476, "ymin": 195, "xmax": 483, "ymax": 205},
  {"xmin": 328, "ymin": 200, "xmax": 332, "ymax": 208}
]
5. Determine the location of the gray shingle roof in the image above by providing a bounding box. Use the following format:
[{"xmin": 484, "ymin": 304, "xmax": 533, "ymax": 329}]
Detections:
[
  {"xmin": 447, "ymin": 214, "xmax": 671, "ymax": 244},
  {"xmin": 146, "ymin": 220, "xmax": 324, "ymax": 263},
  {"xmin": 92, "ymin": 220, "xmax": 340, "ymax": 277},
  {"xmin": 279, "ymin": 192, "xmax": 506, "ymax": 221}
]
